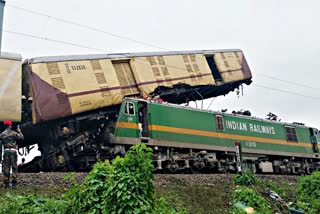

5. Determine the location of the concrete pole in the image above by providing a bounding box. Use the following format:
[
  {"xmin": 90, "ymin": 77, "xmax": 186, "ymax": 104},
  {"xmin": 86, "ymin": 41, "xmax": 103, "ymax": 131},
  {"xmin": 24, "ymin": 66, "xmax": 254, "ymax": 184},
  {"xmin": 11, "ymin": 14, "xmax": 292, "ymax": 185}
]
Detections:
[{"xmin": 0, "ymin": 0, "xmax": 5, "ymax": 55}]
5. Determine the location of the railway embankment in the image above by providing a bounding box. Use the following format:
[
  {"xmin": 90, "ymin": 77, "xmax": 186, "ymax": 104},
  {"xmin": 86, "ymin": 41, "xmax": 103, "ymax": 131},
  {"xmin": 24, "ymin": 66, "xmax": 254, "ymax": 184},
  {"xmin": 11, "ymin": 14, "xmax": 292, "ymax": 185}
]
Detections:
[{"xmin": 0, "ymin": 173, "xmax": 300, "ymax": 213}]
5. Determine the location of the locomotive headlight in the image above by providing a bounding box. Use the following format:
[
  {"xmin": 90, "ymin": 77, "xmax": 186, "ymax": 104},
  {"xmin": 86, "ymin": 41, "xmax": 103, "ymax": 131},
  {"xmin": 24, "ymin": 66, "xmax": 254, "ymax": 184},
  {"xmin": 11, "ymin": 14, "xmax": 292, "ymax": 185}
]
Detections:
[
  {"xmin": 62, "ymin": 127, "xmax": 70, "ymax": 135},
  {"xmin": 57, "ymin": 155, "xmax": 65, "ymax": 164}
]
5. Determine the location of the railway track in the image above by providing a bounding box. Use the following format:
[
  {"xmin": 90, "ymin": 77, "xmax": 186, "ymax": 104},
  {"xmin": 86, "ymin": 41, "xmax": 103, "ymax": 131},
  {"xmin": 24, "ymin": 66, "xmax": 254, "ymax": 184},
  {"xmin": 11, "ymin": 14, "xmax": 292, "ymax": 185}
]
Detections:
[{"xmin": 11, "ymin": 173, "xmax": 299, "ymax": 188}]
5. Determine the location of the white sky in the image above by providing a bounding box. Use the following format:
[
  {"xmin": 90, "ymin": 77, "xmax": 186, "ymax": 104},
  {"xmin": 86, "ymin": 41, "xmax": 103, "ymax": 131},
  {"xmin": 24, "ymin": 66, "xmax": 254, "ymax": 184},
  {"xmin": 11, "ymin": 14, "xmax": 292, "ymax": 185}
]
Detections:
[{"xmin": 2, "ymin": 0, "xmax": 320, "ymax": 132}]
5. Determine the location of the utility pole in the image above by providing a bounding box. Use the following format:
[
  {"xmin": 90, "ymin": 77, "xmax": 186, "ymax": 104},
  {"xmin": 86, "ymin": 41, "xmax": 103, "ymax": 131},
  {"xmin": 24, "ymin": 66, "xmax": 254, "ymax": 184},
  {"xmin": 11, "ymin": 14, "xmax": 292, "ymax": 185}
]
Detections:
[{"xmin": 0, "ymin": 0, "xmax": 5, "ymax": 55}]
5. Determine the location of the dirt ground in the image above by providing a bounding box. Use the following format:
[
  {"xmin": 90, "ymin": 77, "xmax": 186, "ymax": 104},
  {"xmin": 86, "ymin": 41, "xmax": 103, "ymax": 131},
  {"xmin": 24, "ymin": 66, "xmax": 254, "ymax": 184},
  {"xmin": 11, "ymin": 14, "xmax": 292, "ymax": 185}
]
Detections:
[{"xmin": 0, "ymin": 173, "xmax": 299, "ymax": 187}]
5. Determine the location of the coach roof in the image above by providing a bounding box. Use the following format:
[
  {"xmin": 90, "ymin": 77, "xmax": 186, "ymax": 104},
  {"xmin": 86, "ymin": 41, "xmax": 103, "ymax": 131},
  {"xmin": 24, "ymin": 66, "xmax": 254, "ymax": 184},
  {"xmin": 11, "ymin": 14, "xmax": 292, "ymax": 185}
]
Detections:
[{"xmin": 24, "ymin": 49, "xmax": 243, "ymax": 64}]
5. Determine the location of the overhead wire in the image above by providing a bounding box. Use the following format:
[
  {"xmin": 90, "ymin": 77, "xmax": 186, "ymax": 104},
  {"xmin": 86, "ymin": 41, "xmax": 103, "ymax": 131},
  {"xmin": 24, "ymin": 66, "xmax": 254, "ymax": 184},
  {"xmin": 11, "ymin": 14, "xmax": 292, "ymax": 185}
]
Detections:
[
  {"xmin": 1, "ymin": 29, "xmax": 210, "ymax": 73},
  {"xmin": 255, "ymin": 72, "xmax": 320, "ymax": 91},
  {"xmin": 4, "ymin": 5, "xmax": 320, "ymax": 102},
  {"xmin": 7, "ymin": 3, "xmax": 320, "ymax": 93},
  {"xmin": 3, "ymin": 27, "xmax": 320, "ymax": 102},
  {"xmin": 4, "ymin": 28, "xmax": 320, "ymax": 103},
  {"xmin": 6, "ymin": 4, "xmax": 170, "ymax": 51},
  {"xmin": 3, "ymin": 29, "xmax": 107, "ymax": 52},
  {"xmin": 6, "ymin": 4, "xmax": 225, "ymax": 59},
  {"xmin": 253, "ymin": 84, "xmax": 320, "ymax": 101}
]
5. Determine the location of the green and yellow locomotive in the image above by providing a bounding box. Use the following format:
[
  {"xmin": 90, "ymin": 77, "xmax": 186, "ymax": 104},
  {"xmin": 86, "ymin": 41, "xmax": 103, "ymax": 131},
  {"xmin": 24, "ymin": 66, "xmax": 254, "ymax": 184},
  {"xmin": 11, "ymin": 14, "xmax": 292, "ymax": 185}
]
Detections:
[{"xmin": 114, "ymin": 98, "xmax": 320, "ymax": 174}]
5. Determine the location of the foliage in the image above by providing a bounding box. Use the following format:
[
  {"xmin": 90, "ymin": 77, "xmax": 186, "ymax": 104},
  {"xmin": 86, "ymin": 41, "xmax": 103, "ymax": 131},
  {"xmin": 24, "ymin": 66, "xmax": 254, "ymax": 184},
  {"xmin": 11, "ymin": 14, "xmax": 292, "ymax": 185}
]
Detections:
[
  {"xmin": 234, "ymin": 170, "xmax": 259, "ymax": 186},
  {"xmin": 67, "ymin": 143, "xmax": 184, "ymax": 214},
  {"xmin": 65, "ymin": 143, "xmax": 176, "ymax": 214},
  {"xmin": 0, "ymin": 144, "xmax": 184, "ymax": 214},
  {"xmin": 102, "ymin": 143, "xmax": 155, "ymax": 214},
  {"xmin": 294, "ymin": 171, "xmax": 320, "ymax": 214},
  {"xmin": 231, "ymin": 187, "xmax": 272, "ymax": 214},
  {"xmin": 156, "ymin": 185, "xmax": 233, "ymax": 214},
  {"xmin": 65, "ymin": 143, "xmax": 183, "ymax": 214},
  {"xmin": 233, "ymin": 172, "xmax": 290, "ymax": 213},
  {"xmin": 153, "ymin": 197, "xmax": 187, "ymax": 214},
  {"xmin": 0, "ymin": 193, "xmax": 68, "ymax": 214},
  {"xmin": 261, "ymin": 180, "xmax": 286, "ymax": 198},
  {"xmin": 64, "ymin": 161, "xmax": 110, "ymax": 214}
]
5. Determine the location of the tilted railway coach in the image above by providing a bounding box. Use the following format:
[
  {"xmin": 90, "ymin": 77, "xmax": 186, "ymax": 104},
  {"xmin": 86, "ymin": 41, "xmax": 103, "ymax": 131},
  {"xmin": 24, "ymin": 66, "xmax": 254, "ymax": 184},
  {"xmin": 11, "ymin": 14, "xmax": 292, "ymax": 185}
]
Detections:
[
  {"xmin": 0, "ymin": 49, "xmax": 252, "ymax": 171},
  {"xmin": 113, "ymin": 98, "xmax": 320, "ymax": 174}
]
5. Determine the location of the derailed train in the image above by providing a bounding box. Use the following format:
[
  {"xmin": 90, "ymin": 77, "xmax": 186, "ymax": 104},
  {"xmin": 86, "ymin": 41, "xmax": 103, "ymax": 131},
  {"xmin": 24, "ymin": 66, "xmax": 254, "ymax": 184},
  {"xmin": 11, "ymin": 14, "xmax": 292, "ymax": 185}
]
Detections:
[
  {"xmin": 0, "ymin": 49, "xmax": 252, "ymax": 171},
  {"xmin": 1, "ymin": 49, "xmax": 319, "ymax": 173}
]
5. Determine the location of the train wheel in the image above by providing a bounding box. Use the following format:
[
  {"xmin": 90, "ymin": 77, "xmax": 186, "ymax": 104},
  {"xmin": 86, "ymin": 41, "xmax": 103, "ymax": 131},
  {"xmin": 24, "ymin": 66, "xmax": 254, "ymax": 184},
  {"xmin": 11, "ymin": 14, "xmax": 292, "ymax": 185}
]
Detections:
[{"xmin": 190, "ymin": 161, "xmax": 205, "ymax": 174}]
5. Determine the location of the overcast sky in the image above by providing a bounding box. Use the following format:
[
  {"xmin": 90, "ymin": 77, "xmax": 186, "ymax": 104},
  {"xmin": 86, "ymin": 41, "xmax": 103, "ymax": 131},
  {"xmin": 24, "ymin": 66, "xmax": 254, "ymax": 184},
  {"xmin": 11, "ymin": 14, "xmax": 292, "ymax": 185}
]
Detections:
[{"xmin": 2, "ymin": 0, "xmax": 320, "ymax": 129}]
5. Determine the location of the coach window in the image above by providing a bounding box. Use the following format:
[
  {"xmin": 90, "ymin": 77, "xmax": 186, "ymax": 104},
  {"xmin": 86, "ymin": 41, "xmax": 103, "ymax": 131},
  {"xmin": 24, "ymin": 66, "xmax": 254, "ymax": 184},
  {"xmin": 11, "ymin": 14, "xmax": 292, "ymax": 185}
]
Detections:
[
  {"xmin": 124, "ymin": 102, "xmax": 135, "ymax": 115},
  {"xmin": 285, "ymin": 126, "xmax": 298, "ymax": 142},
  {"xmin": 216, "ymin": 115, "xmax": 224, "ymax": 131}
]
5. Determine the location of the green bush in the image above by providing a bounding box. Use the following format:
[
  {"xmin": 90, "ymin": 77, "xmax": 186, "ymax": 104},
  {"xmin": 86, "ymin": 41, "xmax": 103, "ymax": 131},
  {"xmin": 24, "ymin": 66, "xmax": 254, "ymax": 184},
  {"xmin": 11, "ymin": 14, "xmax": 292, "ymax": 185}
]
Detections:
[
  {"xmin": 102, "ymin": 143, "xmax": 155, "ymax": 214},
  {"xmin": 0, "ymin": 194, "xmax": 68, "ymax": 214},
  {"xmin": 232, "ymin": 187, "xmax": 272, "ymax": 214},
  {"xmin": 295, "ymin": 171, "xmax": 320, "ymax": 214},
  {"xmin": 66, "ymin": 143, "xmax": 183, "ymax": 214},
  {"xmin": 0, "ymin": 144, "xmax": 184, "ymax": 214},
  {"xmin": 234, "ymin": 170, "xmax": 259, "ymax": 186},
  {"xmin": 64, "ymin": 161, "xmax": 110, "ymax": 214}
]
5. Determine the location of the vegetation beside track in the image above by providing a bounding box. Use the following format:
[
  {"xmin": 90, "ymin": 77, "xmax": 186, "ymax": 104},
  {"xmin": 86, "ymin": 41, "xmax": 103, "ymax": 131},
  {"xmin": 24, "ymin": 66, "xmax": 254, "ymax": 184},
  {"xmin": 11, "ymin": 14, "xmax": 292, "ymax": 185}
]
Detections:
[{"xmin": 1, "ymin": 145, "xmax": 319, "ymax": 213}]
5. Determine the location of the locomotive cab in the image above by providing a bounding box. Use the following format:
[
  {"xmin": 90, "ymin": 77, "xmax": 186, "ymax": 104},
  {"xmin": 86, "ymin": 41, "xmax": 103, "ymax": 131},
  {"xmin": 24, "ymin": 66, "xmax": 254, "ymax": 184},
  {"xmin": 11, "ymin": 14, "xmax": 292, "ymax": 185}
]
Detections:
[
  {"xmin": 309, "ymin": 128, "xmax": 320, "ymax": 155},
  {"xmin": 114, "ymin": 99, "xmax": 150, "ymax": 144}
]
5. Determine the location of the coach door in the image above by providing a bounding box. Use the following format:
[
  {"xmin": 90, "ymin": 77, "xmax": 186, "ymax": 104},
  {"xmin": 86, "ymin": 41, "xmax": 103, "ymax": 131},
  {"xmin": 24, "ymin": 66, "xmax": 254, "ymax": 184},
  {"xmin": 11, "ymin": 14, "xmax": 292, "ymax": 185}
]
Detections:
[
  {"xmin": 309, "ymin": 128, "xmax": 319, "ymax": 153},
  {"xmin": 138, "ymin": 101, "xmax": 149, "ymax": 139},
  {"xmin": 112, "ymin": 60, "xmax": 139, "ymax": 96}
]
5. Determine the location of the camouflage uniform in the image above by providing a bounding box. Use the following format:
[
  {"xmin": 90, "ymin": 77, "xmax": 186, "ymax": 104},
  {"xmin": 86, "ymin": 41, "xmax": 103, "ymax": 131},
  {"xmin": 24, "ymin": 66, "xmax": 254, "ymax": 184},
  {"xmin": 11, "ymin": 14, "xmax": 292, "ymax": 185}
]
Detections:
[{"xmin": 0, "ymin": 128, "xmax": 23, "ymax": 187}]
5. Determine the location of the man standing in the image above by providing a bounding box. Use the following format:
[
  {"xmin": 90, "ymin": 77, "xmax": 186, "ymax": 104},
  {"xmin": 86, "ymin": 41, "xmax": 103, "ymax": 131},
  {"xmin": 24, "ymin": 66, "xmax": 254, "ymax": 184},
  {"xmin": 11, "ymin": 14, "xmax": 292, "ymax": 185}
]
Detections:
[{"xmin": 0, "ymin": 120, "xmax": 23, "ymax": 189}]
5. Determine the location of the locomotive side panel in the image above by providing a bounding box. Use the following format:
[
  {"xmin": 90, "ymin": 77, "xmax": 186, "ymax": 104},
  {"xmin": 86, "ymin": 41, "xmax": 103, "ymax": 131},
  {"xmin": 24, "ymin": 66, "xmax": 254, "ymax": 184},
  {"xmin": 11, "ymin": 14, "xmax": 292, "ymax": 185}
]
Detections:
[
  {"xmin": 220, "ymin": 114, "xmax": 314, "ymax": 156},
  {"xmin": 112, "ymin": 99, "xmax": 319, "ymax": 174},
  {"xmin": 114, "ymin": 100, "xmax": 317, "ymax": 158}
]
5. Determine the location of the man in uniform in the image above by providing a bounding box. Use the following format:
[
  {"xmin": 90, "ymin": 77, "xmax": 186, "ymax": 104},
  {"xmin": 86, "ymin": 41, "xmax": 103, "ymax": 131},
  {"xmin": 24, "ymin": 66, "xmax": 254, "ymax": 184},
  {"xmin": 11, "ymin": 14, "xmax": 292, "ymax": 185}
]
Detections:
[{"xmin": 0, "ymin": 120, "xmax": 24, "ymax": 189}]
